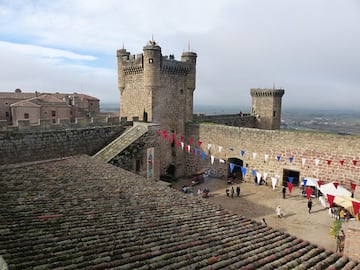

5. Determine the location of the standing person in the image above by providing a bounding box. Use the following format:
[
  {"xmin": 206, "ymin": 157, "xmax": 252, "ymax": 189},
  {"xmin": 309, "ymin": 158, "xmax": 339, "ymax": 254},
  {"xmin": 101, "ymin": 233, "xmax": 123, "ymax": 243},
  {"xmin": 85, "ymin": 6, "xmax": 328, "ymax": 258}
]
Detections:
[
  {"xmin": 282, "ymin": 186, "xmax": 286, "ymax": 199},
  {"xmin": 226, "ymin": 188, "xmax": 230, "ymax": 197},
  {"xmin": 307, "ymin": 198, "xmax": 313, "ymax": 213},
  {"xmin": 236, "ymin": 186, "xmax": 241, "ymax": 197},
  {"xmin": 231, "ymin": 186, "xmax": 235, "ymax": 198},
  {"xmin": 276, "ymin": 205, "xmax": 284, "ymax": 218}
]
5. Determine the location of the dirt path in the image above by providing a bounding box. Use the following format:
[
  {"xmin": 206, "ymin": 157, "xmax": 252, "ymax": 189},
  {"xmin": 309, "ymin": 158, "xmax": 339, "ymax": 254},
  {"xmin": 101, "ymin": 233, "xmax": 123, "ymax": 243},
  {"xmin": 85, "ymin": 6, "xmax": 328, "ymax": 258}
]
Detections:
[{"xmin": 172, "ymin": 177, "xmax": 337, "ymax": 252}]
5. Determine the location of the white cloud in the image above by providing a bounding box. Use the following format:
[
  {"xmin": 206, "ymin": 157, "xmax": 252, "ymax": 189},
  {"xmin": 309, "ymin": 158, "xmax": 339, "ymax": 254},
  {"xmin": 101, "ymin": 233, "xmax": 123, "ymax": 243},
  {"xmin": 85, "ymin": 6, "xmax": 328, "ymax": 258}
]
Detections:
[{"xmin": 0, "ymin": 0, "xmax": 360, "ymax": 109}]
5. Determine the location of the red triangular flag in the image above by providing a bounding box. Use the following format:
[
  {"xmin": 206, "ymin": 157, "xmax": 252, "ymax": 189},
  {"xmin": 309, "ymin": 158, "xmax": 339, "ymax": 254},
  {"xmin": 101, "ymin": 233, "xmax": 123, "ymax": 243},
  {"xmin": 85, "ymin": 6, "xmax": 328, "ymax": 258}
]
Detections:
[
  {"xmin": 175, "ymin": 139, "xmax": 181, "ymax": 147},
  {"xmin": 317, "ymin": 180, "xmax": 323, "ymax": 187},
  {"xmin": 327, "ymin": 159, "xmax": 332, "ymax": 165},
  {"xmin": 198, "ymin": 141, "xmax": 202, "ymax": 147},
  {"xmin": 333, "ymin": 182, "xmax": 339, "ymax": 189},
  {"xmin": 162, "ymin": 130, "xmax": 168, "ymax": 139},
  {"xmin": 352, "ymin": 201, "xmax": 360, "ymax": 216},
  {"xmin": 351, "ymin": 183, "xmax": 357, "ymax": 191},
  {"xmin": 353, "ymin": 160, "xmax": 358, "ymax": 166},
  {"xmin": 189, "ymin": 138, "xmax": 193, "ymax": 145},
  {"xmin": 339, "ymin": 160, "xmax": 345, "ymax": 166},
  {"xmin": 327, "ymin": 194, "xmax": 335, "ymax": 208},
  {"xmin": 169, "ymin": 133, "xmax": 175, "ymax": 143},
  {"xmin": 180, "ymin": 135, "xmax": 184, "ymax": 142},
  {"xmin": 306, "ymin": 187, "xmax": 313, "ymax": 199},
  {"xmin": 287, "ymin": 182, "xmax": 293, "ymax": 193}
]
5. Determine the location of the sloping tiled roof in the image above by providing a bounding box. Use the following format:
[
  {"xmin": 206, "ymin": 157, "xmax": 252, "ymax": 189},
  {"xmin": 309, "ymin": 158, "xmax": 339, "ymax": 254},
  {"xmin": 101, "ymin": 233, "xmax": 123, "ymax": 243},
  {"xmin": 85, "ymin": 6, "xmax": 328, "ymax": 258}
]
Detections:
[{"xmin": 0, "ymin": 155, "xmax": 359, "ymax": 269}]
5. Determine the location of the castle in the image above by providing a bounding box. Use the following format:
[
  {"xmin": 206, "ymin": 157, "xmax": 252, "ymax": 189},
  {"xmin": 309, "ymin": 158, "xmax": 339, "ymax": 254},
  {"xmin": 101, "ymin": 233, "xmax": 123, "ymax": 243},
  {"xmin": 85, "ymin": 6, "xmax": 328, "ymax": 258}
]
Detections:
[{"xmin": 1, "ymin": 40, "xmax": 360, "ymax": 267}]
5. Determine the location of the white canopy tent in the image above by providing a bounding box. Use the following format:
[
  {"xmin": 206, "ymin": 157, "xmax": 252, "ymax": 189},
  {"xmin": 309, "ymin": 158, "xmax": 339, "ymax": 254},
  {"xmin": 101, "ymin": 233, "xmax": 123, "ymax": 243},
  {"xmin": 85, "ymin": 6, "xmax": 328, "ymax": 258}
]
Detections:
[
  {"xmin": 319, "ymin": 182, "xmax": 352, "ymax": 197},
  {"xmin": 300, "ymin": 177, "xmax": 319, "ymax": 188}
]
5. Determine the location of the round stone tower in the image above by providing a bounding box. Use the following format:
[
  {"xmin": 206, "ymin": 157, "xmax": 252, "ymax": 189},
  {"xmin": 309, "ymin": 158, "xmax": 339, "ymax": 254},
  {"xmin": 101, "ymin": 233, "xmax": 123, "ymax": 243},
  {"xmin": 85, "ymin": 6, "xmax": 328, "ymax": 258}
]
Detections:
[
  {"xmin": 250, "ymin": 88, "xmax": 285, "ymax": 130},
  {"xmin": 181, "ymin": 51, "xmax": 197, "ymax": 122},
  {"xmin": 143, "ymin": 40, "xmax": 162, "ymax": 123}
]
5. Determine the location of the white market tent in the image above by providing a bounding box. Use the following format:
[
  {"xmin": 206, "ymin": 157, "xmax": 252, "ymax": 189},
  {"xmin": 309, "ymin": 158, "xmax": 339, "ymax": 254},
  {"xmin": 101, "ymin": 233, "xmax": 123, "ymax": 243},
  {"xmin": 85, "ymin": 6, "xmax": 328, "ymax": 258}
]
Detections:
[
  {"xmin": 300, "ymin": 177, "xmax": 319, "ymax": 188},
  {"xmin": 318, "ymin": 182, "xmax": 352, "ymax": 197}
]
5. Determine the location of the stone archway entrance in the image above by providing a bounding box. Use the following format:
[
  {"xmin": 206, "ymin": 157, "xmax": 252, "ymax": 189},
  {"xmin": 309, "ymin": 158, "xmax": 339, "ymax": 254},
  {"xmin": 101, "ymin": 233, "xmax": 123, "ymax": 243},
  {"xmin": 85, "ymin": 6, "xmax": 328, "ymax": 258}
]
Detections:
[{"xmin": 227, "ymin": 157, "xmax": 243, "ymax": 181}]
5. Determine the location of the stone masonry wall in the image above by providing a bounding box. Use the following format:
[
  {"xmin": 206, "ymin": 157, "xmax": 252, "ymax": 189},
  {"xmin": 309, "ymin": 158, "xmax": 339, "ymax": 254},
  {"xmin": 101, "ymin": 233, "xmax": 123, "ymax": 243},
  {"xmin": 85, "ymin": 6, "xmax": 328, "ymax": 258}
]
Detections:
[
  {"xmin": 0, "ymin": 126, "xmax": 124, "ymax": 165},
  {"xmin": 184, "ymin": 123, "xmax": 360, "ymax": 193},
  {"xmin": 343, "ymin": 222, "xmax": 360, "ymax": 261}
]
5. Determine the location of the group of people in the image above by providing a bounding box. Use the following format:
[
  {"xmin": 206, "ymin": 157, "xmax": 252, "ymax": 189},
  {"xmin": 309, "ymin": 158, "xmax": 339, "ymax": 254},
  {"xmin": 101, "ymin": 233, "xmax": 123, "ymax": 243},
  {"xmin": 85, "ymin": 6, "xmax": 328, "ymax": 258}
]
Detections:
[
  {"xmin": 197, "ymin": 187, "xmax": 210, "ymax": 198},
  {"xmin": 226, "ymin": 186, "xmax": 241, "ymax": 198}
]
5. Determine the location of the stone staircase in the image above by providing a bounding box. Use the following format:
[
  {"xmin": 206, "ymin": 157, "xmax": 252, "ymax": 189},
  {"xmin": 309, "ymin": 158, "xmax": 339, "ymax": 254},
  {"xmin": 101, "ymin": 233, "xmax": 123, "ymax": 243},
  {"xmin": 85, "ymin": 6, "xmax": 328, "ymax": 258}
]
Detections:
[{"xmin": 92, "ymin": 122, "xmax": 150, "ymax": 162}]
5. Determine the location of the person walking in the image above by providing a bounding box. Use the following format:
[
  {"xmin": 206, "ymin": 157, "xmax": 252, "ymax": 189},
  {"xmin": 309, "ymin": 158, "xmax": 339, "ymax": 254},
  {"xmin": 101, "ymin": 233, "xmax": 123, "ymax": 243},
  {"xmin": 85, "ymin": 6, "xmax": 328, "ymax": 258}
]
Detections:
[
  {"xmin": 307, "ymin": 198, "xmax": 313, "ymax": 213},
  {"xmin": 236, "ymin": 186, "xmax": 240, "ymax": 197},
  {"xmin": 282, "ymin": 186, "xmax": 286, "ymax": 199},
  {"xmin": 231, "ymin": 186, "xmax": 235, "ymax": 198}
]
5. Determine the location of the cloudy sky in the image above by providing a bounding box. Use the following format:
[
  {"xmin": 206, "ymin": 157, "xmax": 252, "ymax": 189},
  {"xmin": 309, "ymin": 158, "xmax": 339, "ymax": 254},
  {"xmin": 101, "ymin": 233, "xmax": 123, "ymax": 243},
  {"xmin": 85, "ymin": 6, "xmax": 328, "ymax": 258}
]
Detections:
[{"xmin": 1, "ymin": 0, "xmax": 359, "ymax": 111}]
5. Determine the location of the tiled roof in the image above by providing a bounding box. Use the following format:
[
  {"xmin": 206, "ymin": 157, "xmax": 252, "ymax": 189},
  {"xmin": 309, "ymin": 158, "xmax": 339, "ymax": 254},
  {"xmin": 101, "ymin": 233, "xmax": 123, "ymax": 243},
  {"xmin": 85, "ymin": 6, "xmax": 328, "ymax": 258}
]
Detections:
[{"xmin": 0, "ymin": 155, "xmax": 359, "ymax": 269}]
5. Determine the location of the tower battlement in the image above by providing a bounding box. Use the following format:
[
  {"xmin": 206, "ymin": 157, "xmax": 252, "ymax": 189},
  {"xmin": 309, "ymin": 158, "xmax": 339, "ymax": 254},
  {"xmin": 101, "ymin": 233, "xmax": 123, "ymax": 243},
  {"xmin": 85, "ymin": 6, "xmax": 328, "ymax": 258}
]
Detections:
[{"xmin": 250, "ymin": 88, "xmax": 285, "ymax": 97}]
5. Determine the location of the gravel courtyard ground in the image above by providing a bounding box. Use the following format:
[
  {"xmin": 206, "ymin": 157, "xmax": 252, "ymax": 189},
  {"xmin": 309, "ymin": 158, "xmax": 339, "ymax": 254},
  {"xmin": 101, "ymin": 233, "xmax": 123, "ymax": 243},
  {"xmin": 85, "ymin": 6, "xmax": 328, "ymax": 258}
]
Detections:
[{"xmin": 171, "ymin": 177, "xmax": 337, "ymax": 252}]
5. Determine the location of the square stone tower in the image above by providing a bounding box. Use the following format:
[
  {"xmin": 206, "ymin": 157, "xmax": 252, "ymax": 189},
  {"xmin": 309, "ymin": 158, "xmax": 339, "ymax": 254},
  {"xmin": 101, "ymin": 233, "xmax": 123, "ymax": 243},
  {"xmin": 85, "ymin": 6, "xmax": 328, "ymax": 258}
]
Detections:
[
  {"xmin": 117, "ymin": 40, "xmax": 197, "ymax": 176},
  {"xmin": 250, "ymin": 88, "xmax": 285, "ymax": 130}
]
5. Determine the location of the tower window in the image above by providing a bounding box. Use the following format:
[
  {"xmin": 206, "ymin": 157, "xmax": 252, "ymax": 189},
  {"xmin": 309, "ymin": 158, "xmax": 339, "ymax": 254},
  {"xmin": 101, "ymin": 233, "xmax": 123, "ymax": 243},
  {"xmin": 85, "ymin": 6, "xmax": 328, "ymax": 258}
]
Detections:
[
  {"xmin": 52, "ymin": 110, "xmax": 56, "ymax": 117},
  {"xmin": 180, "ymin": 89, "xmax": 183, "ymax": 94},
  {"xmin": 273, "ymin": 111, "xmax": 276, "ymax": 117},
  {"xmin": 149, "ymin": 58, "xmax": 153, "ymax": 64},
  {"xmin": 24, "ymin": 113, "xmax": 29, "ymax": 119}
]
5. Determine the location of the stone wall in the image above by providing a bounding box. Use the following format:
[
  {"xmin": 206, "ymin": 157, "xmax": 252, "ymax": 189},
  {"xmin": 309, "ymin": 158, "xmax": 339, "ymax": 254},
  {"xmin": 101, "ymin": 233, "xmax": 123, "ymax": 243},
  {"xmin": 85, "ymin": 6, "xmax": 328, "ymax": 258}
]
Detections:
[
  {"xmin": 343, "ymin": 222, "xmax": 360, "ymax": 261},
  {"xmin": 193, "ymin": 114, "xmax": 256, "ymax": 128},
  {"xmin": 0, "ymin": 125, "xmax": 125, "ymax": 165},
  {"xmin": 184, "ymin": 123, "xmax": 360, "ymax": 192}
]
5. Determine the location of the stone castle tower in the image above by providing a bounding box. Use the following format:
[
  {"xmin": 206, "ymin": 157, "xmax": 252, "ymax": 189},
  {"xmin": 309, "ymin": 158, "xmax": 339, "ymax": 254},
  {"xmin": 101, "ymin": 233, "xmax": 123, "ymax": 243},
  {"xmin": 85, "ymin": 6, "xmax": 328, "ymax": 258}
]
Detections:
[
  {"xmin": 117, "ymin": 39, "xmax": 197, "ymax": 134},
  {"xmin": 117, "ymin": 39, "xmax": 197, "ymax": 176},
  {"xmin": 250, "ymin": 88, "xmax": 285, "ymax": 130}
]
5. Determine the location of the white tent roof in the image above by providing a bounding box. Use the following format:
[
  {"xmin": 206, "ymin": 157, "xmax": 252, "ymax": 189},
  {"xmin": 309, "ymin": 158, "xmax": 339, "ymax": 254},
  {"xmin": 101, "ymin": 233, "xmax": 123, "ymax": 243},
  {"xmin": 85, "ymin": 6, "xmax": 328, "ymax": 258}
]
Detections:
[
  {"xmin": 300, "ymin": 177, "xmax": 319, "ymax": 187},
  {"xmin": 318, "ymin": 182, "xmax": 352, "ymax": 197}
]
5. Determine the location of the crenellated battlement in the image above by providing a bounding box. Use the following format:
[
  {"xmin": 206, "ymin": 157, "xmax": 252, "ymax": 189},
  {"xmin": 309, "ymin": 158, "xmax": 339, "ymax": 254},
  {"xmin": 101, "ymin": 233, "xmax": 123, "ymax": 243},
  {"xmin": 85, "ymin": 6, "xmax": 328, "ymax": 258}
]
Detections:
[
  {"xmin": 161, "ymin": 58, "xmax": 190, "ymax": 75},
  {"xmin": 250, "ymin": 88, "xmax": 285, "ymax": 97}
]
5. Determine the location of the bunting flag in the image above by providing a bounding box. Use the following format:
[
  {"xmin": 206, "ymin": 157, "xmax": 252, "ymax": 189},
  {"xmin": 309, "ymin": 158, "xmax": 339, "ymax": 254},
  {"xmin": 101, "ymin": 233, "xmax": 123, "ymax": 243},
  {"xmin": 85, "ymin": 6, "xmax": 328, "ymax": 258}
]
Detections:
[
  {"xmin": 241, "ymin": 150, "xmax": 245, "ymax": 157},
  {"xmin": 302, "ymin": 158, "xmax": 306, "ymax": 166},
  {"xmin": 219, "ymin": 159, "xmax": 225, "ymax": 163},
  {"xmin": 306, "ymin": 187, "xmax": 313, "ymax": 199},
  {"xmin": 194, "ymin": 148, "xmax": 198, "ymax": 156},
  {"xmin": 180, "ymin": 135, "xmax": 184, "ymax": 142},
  {"xmin": 181, "ymin": 142, "xmax": 184, "ymax": 150},
  {"xmin": 264, "ymin": 154, "xmax": 269, "ymax": 162},
  {"xmin": 186, "ymin": 145, "xmax": 191, "ymax": 153},
  {"xmin": 162, "ymin": 130, "xmax": 168, "ymax": 139},
  {"xmin": 201, "ymin": 151, "xmax": 206, "ymax": 160},
  {"xmin": 303, "ymin": 179, "xmax": 307, "ymax": 186},
  {"xmin": 276, "ymin": 155, "xmax": 281, "ymax": 161},
  {"xmin": 315, "ymin": 159, "xmax": 320, "ymax": 166},
  {"xmin": 218, "ymin": 146, "xmax": 223, "ymax": 152},
  {"xmin": 353, "ymin": 160, "xmax": 358, "ymax": 166},
  {"xmin": 351, "ymin": 183, "xmax": 357, "ymax": 191},
  {"xmin": 170, "ymin": 133, "xmax": 175, "ymax": 143},
  {"xmin": 289, "ymin": 156, "xmax": 294, "ymax": 163},
  {"xmin": 207, "ymin": 143, "xmax": 212, "ymax": 150},
  {"xmin": 189, "ymin": 138, "xmax": 193, "ymax": 145},
  {"xmin": 318, "ymin": 180, "xmax": 323, "ymax": 187},
  {"xmin": 287, "ymin": 182, "xmax": 293, "ymax": 193},
  {"xmin": 326, "ymin": 159, "xmax": 332, "ymax": 165},
  {"xmin": 352, "ymin": 201, "xmax": 360, "ymax": 216},
  {"xmin": 251, "ymin": 169, "xmax": 256, "ymax": 177},
  {"xmin": 175, "ymin": 139, "xmax": 181, "ymax": 147},
  {"xmin": 252, "ymin": 152, "xmax": 257, "ymax": 160},
  {"xmin": 288, "ymin": 177, "xmax": 294, "ymax": 183},
  {"xmin": 198, "ymin": 141, "xmax": 202, "ymax": 147},
  {"xmin": 230, "ymin": 163, "xmax": 235, "ymax": 173},
  {"xmin": 339, "ymin": 160, "xmax": 345, "ymax": 166},
  {"xmin": 211, "ymin": 155, "xmax": 215, "ymax": 165},
  {"xmin": 241, "ymin": 166, "xmax": 247, "ymax": 176},
  {"xmin": 157, "ymin": 129, "xmax": 161, "ymax": 136},
  {"xmin": 327, "ymin": 194, "xmax": 335, "ymax": 208},
  {"xmin": 333, "ymin": 182, "xmax": 339, "ymax": 189}
]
